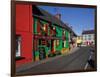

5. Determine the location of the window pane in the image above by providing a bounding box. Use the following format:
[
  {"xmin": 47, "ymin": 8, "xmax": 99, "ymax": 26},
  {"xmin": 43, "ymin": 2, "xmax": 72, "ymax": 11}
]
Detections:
[{"xmin": 16, "ymin": 35, "xmax": 21, "ymax": 57}]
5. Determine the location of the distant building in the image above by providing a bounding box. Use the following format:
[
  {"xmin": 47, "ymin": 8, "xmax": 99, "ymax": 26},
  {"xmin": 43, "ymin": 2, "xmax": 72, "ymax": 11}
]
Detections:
[
  {"xmin": 76, "ymin": 36, "xmax": 82, "ymax": 46},
  {"xmin": 82, "ymin": 30, "xmax": 95, "ymax": 45}
]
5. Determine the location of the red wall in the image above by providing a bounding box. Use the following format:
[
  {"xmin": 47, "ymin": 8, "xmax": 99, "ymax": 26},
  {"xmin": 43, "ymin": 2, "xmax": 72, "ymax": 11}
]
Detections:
[{"xmin": 16, "ymin": 4, "xmax": 33, "ymax": 67}]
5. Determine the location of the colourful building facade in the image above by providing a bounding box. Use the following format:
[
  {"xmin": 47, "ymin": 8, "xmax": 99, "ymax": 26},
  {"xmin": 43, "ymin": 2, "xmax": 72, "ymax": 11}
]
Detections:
[
  {"xmin": 82, "ymin": 30, "xmax": 95, "ymax": 45},
  {"xmin": 16, "ymin": 4, "xmax": 76, "ymax": 67},
  {"xmin": 16, "ymin": 4, "xmax": 33, "ymax": 67},
  {"xmin": 33, "ymin": 17, "xmax": 70, "ymax": 61}
]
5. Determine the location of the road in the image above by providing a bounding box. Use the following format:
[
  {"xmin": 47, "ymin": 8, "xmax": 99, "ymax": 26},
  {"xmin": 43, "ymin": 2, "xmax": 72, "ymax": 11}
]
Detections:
[{"xmin": 16, "ymin": 46, "xmax": 96, "ymax": 75}]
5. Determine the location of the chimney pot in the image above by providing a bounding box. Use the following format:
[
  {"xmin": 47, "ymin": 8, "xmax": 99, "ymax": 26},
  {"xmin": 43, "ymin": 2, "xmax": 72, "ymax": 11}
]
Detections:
[{"xmin": 55, "ymin": 14, "xmax": 61, "ymax": 19}]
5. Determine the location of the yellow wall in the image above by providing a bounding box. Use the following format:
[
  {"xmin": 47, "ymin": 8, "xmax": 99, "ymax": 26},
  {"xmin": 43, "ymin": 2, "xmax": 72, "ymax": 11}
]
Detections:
[{"xmin": 77, "ymin": 36, "xmax": 82, "ymax": 43}]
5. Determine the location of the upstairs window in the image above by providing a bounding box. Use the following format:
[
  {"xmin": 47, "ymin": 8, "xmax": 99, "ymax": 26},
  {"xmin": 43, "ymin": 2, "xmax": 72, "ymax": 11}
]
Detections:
[
  {"xmin": 88, "ymin": 35, "xmax": 92, "ymax": 40},
  {"xmin": 39, "ymin": 20, "xmax": 49, "ymax": 36},
  {"xmin": 34, "ymin": 18, "xmax": 38, "ymax": 34},
  {"xmin": 63, "ymin": 30, "xmax": 65, "ymax": 35},
  {"xmin": 43, "ymin": 24, "xmax": 46, "ymax": 31}
]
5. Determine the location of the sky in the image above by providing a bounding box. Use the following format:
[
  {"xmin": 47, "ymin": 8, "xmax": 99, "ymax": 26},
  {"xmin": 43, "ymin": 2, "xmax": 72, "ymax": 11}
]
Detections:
[{"xmin": 38, "ymin": 5, "xmax": 95, "ymax": 36}]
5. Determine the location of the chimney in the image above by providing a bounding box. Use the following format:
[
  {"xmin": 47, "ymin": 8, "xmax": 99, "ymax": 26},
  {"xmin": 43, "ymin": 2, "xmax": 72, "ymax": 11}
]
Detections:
[{"xmin": 55, "ymin": 14, "xmax": 61, "ymax": 20}]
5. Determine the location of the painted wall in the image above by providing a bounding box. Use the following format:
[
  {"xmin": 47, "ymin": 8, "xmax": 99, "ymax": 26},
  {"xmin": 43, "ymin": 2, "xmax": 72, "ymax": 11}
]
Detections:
[
  {"xmin": 16, "ymin": 4, "xmax": 33, "ymax": 67},
  {"xmin": 65, "ymin": 30, "xmax": 69, "ymax": 48},
  {"xmin": 82, "ymin": 34, "xmax": 95, "ymax": 45},
  {"xmin": 33, "ymin": 17, "xmax": 70, "ymax": 59},
  {"xmin": 33, "ymin": 18, "xmax": 50, "ymax": 60},
  {"xmin": 55, "ymin": 26, "xmax": 63, "ymax": 51}
]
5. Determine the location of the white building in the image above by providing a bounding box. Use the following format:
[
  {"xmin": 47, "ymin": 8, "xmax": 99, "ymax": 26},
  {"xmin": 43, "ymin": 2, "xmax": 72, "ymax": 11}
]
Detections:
[{"xmin": 82, "ymin": 30, "xmax": 95, "ymax": 45}]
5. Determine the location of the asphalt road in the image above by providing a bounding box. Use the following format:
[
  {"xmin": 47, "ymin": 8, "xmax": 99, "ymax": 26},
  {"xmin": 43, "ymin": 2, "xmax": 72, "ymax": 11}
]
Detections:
[{"xmin": 16, "ymin": 46, "xmax": 95, "ymax": 75}]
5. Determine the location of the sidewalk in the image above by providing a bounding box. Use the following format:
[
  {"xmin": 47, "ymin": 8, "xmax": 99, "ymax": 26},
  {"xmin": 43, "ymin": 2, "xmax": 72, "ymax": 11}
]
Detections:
[
  {"xmin": 16, "ymin": 47, "xmax": 79, "ymax": 73},
  {"xmin": 68, "ymin": 47, "xmax": 79, "ymax": 54}
]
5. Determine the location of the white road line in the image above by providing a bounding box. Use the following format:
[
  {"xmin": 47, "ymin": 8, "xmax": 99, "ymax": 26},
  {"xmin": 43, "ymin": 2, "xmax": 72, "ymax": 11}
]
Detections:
[
  {"xmin": 84, "ymin": 63, "xmax": 89, "ymax": 70},
  {"xmin": 84, "ymin": 55, "xmax": 92, "ymax": 70},
  {"xmin": 89, "ymin": 55, "xmax": 92, "ymax": 60}
]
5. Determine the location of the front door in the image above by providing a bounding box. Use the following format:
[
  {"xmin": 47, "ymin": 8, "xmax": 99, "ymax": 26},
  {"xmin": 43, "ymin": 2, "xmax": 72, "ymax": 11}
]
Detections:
[
  {"xmin": 39, "ymin": 47, "xmax": 46, "ymax": 60},
  {"xmin": 51, "ymin": 40, "xmax": 55, "ymax": 54},
  {"xmin": 38, "ymin": 39, "xmax": 46, "ymax": 60}
]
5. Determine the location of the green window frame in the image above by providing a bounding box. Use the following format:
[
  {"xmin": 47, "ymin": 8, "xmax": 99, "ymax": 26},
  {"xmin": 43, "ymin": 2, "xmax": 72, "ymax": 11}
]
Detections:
[{"xmin": 34, "ymin": 18, "xmax": 38, "ymax": 34}]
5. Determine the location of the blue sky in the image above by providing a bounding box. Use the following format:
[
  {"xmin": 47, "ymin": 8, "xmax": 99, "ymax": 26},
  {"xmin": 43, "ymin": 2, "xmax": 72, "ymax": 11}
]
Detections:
[{"xmin": 38, "ymin": 6, "xmax": 95, "ymax": 36}]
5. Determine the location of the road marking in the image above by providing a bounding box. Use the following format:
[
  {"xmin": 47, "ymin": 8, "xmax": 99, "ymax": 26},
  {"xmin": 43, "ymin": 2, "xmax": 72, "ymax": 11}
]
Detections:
[
  {"xmin": 84, "ymin": 63, "xmax": 88, "ymax": 70},
  {"xmin": 84, "ymin": 55, "xmax": 92, "ymax": 70},
  {"xmin": 89, "ymin": 55, "xmax": 92, "ymax": 60}
]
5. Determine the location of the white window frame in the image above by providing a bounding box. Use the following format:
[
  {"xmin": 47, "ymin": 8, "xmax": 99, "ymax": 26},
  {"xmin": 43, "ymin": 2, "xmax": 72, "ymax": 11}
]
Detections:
[
  {"xmin": 16, "ymin": 36, "xmax": 21, "ymax": 57},
  {"xmin": 64, "ymin": 41, "xmax": 66, "ymax": 47}
]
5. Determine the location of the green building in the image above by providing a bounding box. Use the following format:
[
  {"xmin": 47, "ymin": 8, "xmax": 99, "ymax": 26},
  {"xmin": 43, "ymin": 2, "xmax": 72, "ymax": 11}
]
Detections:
[{"xmin": 32, "ymin": 5, "xmax": 76, "ymax": 61}]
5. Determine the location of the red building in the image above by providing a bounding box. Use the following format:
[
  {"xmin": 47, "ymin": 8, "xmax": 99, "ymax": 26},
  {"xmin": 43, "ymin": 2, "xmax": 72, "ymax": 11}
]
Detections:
[{"xmin": 16, "ymin": 4, "xmax": 33, "ymax": 67}]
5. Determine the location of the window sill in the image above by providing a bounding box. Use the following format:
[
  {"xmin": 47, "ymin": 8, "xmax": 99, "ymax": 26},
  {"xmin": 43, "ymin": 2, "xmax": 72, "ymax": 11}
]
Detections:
[{"xmin": 16, "ymin": 56, "xmax": 25, "ymax": 61}]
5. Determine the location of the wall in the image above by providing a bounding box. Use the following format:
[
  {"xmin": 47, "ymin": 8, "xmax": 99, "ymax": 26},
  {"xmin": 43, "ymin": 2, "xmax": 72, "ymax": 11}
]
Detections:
[
  {"xmin": 55, "ymin": 26, "xmax": 63, "ymax": 51},
  {"xmin": 82, "ymin": 34, "xmax": 94, "ymax": 44},
  {"xmin": 16, "ymin": 4, "xmax": 33, "ymax": 67},
  {"xmin": 65, "ymin": 30, "xmax": 69, "ymax": 48}
]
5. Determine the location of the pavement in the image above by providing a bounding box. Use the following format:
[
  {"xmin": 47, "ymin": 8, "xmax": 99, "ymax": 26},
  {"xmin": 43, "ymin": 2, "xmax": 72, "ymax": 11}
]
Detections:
[{"xmin": 16, "ymin": 47, "xmax": 79, "ymax": 73}]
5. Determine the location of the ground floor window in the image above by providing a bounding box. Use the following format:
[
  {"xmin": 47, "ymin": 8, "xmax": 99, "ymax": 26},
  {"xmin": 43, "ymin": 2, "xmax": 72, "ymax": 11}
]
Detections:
[
  {"xmin": 64, "ymin": 41, "xmax": 66, "ymax": 47},
  {"xmin": 56, "ymin": 40, "xmax": 60, "ymax": 46},
  {"xmin": 16, "ymin": 35, "xmax": 21, "ymax": 57}
]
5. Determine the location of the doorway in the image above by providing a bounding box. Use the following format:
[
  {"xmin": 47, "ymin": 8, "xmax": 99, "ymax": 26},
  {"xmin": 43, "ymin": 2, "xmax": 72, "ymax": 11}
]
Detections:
[
  {"xmin": 38, "ymin": 39, "xmax": 46, "ymax": 60},
  {"xmin": 51, "ymin": 40, "xmax": 55, "ymax": 53}
]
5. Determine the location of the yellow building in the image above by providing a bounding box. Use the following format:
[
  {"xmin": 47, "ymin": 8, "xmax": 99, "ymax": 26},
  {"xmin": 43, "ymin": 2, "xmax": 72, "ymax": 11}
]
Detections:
[{"xmin": 76, "ymin": 36, "xmax": 82, "ymax": 46}]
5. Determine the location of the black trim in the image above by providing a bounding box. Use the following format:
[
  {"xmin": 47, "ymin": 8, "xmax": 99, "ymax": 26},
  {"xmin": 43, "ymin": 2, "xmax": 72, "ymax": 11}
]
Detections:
[{"xmin": 16, "ymin": 56, "xmax": 25, "ymax": 61}]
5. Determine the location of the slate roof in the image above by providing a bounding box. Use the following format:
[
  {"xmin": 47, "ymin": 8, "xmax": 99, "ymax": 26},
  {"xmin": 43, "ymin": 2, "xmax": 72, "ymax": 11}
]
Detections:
[
  {"xmin": 32, "ymin": 5, "xmax": 77, "ymax": 36},
  {"xmin": 82, "ymin": 30, "xmax": 95, "ymax": 34}
]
